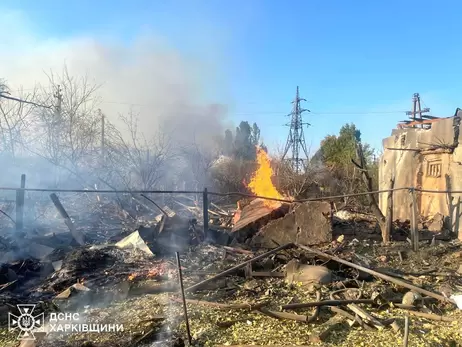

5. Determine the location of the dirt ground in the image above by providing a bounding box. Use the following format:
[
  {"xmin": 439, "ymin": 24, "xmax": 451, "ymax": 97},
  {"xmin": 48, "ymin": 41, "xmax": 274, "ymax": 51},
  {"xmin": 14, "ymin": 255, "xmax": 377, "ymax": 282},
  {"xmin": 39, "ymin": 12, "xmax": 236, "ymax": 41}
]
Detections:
[{"xmin": 0, "ymin": 240, "xmax": 461, "ymax": 347}]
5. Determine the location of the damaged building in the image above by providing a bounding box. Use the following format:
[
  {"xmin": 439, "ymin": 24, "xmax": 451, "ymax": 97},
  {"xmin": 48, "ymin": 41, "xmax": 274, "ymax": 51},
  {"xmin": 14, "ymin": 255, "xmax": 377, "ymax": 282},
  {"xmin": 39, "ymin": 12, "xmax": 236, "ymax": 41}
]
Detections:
[{"xmin": 379, "ymin": 107, "xmax": 462, "ymax": 240}]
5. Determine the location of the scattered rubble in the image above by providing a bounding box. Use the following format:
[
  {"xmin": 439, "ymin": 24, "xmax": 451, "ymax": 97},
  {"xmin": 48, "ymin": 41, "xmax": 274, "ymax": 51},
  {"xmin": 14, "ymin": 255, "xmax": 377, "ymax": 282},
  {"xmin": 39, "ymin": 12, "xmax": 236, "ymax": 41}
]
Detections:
[{"xmin": 0, "ymin": 189, "xmax": 461, "ymax": 346}]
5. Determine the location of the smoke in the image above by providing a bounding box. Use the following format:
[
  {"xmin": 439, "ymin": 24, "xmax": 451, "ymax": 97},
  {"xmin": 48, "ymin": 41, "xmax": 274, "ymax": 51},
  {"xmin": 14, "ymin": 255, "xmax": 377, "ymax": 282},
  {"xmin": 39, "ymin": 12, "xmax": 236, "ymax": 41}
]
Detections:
[{"xmin": 0, "ymin": 8, "xmax": 229, "ymax": 169}]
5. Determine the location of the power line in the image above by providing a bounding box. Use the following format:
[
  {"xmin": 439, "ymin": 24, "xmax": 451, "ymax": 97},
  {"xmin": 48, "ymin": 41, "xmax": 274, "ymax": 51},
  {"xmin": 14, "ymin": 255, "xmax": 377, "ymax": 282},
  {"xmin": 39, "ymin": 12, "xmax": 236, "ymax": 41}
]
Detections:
[
  {"xmin": 0, "ymin": 92, "xmax": 52, "ymax": 109},
  {"xmin": 0, "ymin": 85, "xmax": 411, "ymax": 116}
]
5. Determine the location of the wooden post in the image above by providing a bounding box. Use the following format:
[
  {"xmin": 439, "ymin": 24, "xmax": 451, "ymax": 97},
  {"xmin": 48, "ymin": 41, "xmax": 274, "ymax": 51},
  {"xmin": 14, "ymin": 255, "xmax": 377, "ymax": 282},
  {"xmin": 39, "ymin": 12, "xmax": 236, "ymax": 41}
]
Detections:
[
  {"xmin": 203, "ymin": 188, "xmax": 209, "ymax": 237},
  {"xmin": 329, "ymin": 201, "xmax": 334, "ymax": 227},
  {"xmin": 445, "ymin": 174, "xmax": 453, "ymax": 233},
  {"xmin": 409, "ymin": 188, "xmax": 419, "ymax": 251},
  {"xmin": 15, "ymin": 174, "xmax": 26, "ymax": 231},
  {"xmin": 384, "ymin": 177, "xmax": 395, "ymax": 244},
  {"xmin": 403, "ymin": 315, "xmax": 410, "ymax": 347}
]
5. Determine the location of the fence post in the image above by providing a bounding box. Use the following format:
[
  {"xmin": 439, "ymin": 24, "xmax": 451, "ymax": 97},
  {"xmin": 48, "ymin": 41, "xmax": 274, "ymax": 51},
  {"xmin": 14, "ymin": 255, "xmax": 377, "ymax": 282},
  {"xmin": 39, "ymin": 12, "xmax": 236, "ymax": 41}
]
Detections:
[
  {"xmin": 15, "ymin": 174, "xmax": 26, "ymax": 232},
  {"xmin": 203, "ymin": 188, "xmax": 209, "ymax": 236},
  {"xmin": 384, "ymin": 177, "xmax": 395, "ymax": 244},
  {"xmin": 409, "ymin": 187, "xmax": 419, "ymax": 251}
]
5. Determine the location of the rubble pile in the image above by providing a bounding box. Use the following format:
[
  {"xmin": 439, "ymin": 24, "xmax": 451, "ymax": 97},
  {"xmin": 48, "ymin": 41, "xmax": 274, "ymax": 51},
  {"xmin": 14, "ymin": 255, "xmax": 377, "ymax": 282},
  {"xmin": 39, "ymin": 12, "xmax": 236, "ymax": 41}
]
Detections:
[
  {"xmin": 0, "ymin": 148, "xmax": 461, "ymax": 346},
  {"xmin": 0, "ymin": 191, "xmax": 460, "ymax": 347}
]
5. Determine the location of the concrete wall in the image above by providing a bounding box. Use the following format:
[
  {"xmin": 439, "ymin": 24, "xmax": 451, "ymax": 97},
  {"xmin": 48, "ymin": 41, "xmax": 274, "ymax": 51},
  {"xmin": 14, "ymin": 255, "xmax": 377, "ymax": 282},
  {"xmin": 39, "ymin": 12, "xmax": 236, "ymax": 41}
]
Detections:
[{"xmin": 379, "ymin": 112, "xmax": 462, "ymax": 240}]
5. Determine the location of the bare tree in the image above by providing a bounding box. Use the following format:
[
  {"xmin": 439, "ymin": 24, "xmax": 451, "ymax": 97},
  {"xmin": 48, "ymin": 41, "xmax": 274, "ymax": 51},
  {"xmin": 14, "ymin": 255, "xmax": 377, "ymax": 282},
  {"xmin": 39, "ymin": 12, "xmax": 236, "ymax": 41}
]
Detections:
[
  {"xmin": 272, "ymin": 143, "xmax": 323, "ymax": 199},
  {"xmin": 178, "ymin": 133, "xmax": 222, "ymax": 190},
  {"xmin": 211, "ymin": 157, "xmax": 256, "ymax": 194},
  {"xmin": 103, "ymin": 110, "xmax": 173, "ymax": 190},
  {"xmin": 26, "ymin": 66, "xmax": 102, "ymax": 185},
  {"xmin": 0, "ymin": 82, "xmax": 43, "ymax": 157}
]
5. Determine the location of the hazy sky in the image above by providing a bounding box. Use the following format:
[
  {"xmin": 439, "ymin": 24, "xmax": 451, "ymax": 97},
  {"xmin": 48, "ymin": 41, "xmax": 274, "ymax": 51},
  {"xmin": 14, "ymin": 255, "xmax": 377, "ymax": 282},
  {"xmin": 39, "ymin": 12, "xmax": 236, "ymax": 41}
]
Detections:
[{"xmin": 1, "ymin": 0, "xmax": 462, "ymax": 155}]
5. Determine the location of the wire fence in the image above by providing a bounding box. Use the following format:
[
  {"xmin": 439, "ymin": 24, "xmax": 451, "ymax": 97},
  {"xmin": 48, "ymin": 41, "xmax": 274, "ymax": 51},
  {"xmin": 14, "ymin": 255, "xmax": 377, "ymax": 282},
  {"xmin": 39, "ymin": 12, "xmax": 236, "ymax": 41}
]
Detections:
[
  {"xmin": 2, "ymin": 185, "xmax": 462, "ymax": 203},
  {"xmin": 3, "ymin": 174, "xmax": 462, "ymax": 252}
]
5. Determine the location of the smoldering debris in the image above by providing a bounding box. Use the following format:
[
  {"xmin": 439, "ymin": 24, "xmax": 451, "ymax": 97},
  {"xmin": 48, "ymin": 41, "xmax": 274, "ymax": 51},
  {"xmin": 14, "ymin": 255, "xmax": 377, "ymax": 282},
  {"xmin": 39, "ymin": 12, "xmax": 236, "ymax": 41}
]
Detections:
[{"xmin": 0, "ymin": 194, "xmax": 461, "ymax": 346}]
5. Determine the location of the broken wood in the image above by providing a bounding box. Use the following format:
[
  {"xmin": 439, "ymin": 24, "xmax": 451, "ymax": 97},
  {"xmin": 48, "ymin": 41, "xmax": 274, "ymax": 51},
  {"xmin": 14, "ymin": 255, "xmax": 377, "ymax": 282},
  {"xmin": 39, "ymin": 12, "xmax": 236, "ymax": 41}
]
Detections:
[
  {"xmin": 296, "ymin": 244, "xmax": 455, "ymax": 305},
  {"xmin": 128, "ymin": 281, "xmax": 178, "ymax": 296},
  {"xmin": 170, "ymin": 297, "xmax": 268, "ymax": 311},
  {"xmin": 347, "ymin": 303, "xmax": 384, "ymax": 328},
  {"xmin": 185, "ymin": 243, "xmax": 294, "ymax": 292},
  {"xmin": 309, "ymin": 315, "xmax": 345, "ymax": 343},
  {"xmin": 329, "ymin": 306, "xmax": 375, "ymax": 331},
  {"xmin": 49, "ymin": 193, "xmax": 85, "ymax": 245},
  {"xmin": 404, "ymin": 310, "xmax": 455, "ymax": 322},
  {"xmin": 223, "ymin": 246, "xmax": 254, "ymax": 255},
  {"xmin": 330, "ymin": 288, "xmax": 384, "ymax": 328},
  {"xmin": 257, "ymin": 308, "xmax": 308, "ymax": 322},
  {"xmin": 141, "ymin": 194, "xmax": 168, "ymax": 216},
  {"xmin": 281, "ymin": 298, "xmax": 375, "ymax": 310},
  {"xmin": 403, "ymin": 315, "xmax": 410, "ymax": 347}
]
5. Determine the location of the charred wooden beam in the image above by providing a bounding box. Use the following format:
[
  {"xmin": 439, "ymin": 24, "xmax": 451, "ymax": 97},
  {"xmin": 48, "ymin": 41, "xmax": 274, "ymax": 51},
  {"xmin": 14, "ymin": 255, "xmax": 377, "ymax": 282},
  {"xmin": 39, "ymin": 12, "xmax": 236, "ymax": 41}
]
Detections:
[
  {"xmin": 141, "ymin": 194, "xmax": 168, "ymax": 216},
  {"xmin": 49, "ymin": 193, "xmax": 85, "ymax": 245}
]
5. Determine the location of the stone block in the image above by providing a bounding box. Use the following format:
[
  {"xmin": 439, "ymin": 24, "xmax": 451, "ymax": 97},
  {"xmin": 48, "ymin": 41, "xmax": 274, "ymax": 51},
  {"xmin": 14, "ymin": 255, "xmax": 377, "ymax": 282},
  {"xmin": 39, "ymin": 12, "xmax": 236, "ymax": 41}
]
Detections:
[{"xmin": 251, "ymin": 201, "xmax": 332, "ymax": 247}]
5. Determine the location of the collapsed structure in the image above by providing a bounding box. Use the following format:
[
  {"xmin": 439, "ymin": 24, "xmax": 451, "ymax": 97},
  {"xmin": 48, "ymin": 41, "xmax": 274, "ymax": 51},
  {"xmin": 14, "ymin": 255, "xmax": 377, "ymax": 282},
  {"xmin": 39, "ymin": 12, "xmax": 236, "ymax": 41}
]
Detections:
[
  {"xmin": 0, "ymin": 131, "xmax": 460, "ymax": 345},
  {"xmin": 379, "ymin": 106, "xmax": 462, "ymax": 240}
]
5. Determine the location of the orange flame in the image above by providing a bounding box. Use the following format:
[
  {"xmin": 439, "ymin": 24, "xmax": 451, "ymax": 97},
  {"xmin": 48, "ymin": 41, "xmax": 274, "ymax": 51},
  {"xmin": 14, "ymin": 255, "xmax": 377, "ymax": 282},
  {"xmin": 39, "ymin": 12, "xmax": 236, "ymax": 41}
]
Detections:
[{"xmin": 247, "ymin": 147, "xmax": 284, "ymax": 208}]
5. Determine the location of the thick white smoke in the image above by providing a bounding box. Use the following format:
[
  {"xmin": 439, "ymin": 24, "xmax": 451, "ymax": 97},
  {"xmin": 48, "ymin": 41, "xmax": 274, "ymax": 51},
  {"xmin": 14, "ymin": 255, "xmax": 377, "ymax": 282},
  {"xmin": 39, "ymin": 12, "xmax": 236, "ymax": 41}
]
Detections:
[{"xmin": 0, "ymin": 8, "xmax": 229, "ymax": 157}]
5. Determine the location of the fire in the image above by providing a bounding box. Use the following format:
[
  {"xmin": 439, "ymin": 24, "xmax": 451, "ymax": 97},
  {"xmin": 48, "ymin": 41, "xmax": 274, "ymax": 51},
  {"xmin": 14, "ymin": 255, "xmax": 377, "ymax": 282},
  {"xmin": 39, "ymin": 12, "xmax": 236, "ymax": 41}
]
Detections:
[
  {"xmin": 128, "ymin": 263, "xmax": 170, "ymax": 281},
  {"xmin": 247, "ymin": 147, "xmax": 284, "ymax": 208}
]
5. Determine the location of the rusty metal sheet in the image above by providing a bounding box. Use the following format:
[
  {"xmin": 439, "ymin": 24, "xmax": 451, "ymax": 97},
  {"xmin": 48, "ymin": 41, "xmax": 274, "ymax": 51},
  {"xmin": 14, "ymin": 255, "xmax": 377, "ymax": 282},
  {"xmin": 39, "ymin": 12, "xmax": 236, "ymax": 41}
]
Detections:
[{"xmin": 231, "ymin": 198, "xmax": 281, "ymax": 232}]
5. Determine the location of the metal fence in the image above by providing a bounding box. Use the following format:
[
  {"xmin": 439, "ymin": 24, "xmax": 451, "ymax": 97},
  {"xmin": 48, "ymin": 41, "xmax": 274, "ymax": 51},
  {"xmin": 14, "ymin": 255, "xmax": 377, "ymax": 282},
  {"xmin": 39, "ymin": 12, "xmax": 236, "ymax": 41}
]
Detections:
[{"xmin": 3, "ymin": 173, "xmax": 462, "ymax": 252}]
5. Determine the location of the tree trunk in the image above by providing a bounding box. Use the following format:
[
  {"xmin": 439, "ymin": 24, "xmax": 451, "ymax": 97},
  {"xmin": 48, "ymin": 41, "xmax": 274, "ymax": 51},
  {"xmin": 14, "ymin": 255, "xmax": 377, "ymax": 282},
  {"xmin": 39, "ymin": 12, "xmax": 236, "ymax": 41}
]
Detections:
[{"xmin": 353, "ymin": 142, "xmax": 386, "ymax": 241}]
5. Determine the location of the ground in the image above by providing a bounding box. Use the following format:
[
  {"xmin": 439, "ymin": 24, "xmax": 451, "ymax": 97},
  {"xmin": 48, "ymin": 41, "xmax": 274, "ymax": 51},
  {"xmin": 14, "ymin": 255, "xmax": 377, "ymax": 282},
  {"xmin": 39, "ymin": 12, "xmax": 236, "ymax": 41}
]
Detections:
[{"xmin": 0, "ymin": 240, "xmax": 461, "ymax": 347}]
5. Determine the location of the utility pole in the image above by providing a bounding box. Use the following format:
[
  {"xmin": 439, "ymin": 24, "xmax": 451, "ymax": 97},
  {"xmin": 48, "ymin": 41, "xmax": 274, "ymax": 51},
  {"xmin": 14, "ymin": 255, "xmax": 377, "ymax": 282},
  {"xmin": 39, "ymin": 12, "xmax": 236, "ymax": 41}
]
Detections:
[
  {"xmin": 54, "ymin": 85, "xmax": 63, "ymax": 120},
  {"xmin": 51, "ymin": 85, "xmax": 63, "ymax": 158},
  {"xmin": 281, "ymin": 86, "xmax": 310, "ymax": 173},
  {"xmin": 406, "ymin": 93, "xmax": 430, "ymax": 128}
]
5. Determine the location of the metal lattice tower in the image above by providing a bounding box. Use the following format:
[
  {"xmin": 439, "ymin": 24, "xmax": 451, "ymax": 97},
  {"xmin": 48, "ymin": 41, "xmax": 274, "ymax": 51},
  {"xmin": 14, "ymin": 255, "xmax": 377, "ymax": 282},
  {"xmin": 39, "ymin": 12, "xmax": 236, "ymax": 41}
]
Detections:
[
  {"xmin": 405, "ymin": 93, "xmax": 431, "ymax": 129},
  {"xmin": 281, "ymin": 86, "xmax": 310, "ymax": 173}
]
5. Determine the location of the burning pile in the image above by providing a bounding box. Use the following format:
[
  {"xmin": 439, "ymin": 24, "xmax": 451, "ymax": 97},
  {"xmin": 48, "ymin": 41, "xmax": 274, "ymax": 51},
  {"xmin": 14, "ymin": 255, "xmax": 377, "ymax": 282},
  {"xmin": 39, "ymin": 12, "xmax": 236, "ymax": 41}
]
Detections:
[
  {"xmin": 229, "ymin": 147, "xmax": 332, "ymax": 248},
  {"xmin": 247, "ymin": 147, "xmax": 286, "ymax": 209},
  {"xmin": 232, "ymin": 147, "xmax": 289, "ymax": 230}
]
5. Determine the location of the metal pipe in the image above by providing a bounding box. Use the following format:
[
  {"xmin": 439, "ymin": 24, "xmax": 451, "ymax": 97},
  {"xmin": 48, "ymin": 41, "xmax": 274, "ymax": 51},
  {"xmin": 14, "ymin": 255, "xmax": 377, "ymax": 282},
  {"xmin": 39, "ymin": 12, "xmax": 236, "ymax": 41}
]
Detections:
[
  {"xmin": 185, "ymin": 243, "xmax": 294, "ymax": 293},
  {"xmin": 175, "ymin": 252, "xmax": 192, "ymax": 345},
  {"xmin": 296, "ymin": 244, "xmax": 455, "ymax": 305}
]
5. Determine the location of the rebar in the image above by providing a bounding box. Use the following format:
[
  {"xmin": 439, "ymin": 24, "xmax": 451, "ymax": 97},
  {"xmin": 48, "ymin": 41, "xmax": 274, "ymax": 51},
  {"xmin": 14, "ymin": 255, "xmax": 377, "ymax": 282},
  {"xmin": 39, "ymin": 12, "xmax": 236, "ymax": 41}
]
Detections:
[{"xmin": 175, "ymin": 252, "xmax": 192, "ymax": 345}]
